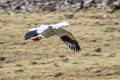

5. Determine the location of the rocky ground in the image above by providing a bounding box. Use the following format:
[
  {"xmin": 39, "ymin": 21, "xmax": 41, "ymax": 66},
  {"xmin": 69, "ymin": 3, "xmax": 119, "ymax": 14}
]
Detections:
[
  {"xmin": 0, "ymin": 9, "xmax": 120, "ymax": 80},
  {"xmin": 0, "ymin": 0, "xmax": 120, "ymax": 14}
]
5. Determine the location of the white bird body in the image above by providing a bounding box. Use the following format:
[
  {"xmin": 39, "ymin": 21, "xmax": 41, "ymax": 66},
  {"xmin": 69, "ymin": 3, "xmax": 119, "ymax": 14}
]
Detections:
[
  {"xmin": 29, "ymin": 21, "xmax": 70, "ymax": 38},
  {"xmin": 25, "ymin": 21, "xmax": 81, "ymax": 52}
]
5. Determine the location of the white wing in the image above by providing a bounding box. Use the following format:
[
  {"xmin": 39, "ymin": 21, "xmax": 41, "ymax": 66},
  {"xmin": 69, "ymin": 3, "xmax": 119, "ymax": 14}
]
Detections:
[
  {"xmin": 29, "ymin": 28, "xmax": 37, "ymax": 31},
  {"xmin": 51, "ymin": 21, "xmax": 70, "ymax": 29},
  {"xmin": 57, "ymin": 29, "xmax": 81, "ymax": 52},
  {"xmin": 36, "ymin": 25, "xmax": 49, "ymax": 34}
]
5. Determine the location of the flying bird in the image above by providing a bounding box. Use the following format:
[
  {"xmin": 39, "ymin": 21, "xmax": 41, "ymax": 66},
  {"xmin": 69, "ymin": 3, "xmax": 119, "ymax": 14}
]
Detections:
[{"xmin": 25, "ymin": 21, "xmax": 81, "ymax": 52}]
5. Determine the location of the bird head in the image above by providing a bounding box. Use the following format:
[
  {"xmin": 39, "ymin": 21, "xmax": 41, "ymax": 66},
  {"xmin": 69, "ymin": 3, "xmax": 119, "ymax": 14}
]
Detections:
[{"xmin": 25, "ymin": 28, "xmax": 41, "ymax": 41}]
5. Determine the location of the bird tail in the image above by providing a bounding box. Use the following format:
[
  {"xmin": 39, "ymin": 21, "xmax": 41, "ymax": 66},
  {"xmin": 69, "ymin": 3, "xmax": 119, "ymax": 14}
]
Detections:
[{"xmin": 51, "ymin": 21, "xmax": 70, "ymax": 29}]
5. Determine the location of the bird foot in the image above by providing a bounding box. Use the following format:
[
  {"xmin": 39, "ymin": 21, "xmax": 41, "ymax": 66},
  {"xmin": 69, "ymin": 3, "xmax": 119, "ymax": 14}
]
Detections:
[{"xmin": 31, "ymin": 36, "xmax": 41, "ymax": 41}]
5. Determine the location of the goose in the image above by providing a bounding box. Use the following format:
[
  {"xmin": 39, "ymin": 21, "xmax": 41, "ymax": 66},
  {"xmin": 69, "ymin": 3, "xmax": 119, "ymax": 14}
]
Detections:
[{"xmin": 25, "ymin": 21, "xmax": 81, "ymax": 52}]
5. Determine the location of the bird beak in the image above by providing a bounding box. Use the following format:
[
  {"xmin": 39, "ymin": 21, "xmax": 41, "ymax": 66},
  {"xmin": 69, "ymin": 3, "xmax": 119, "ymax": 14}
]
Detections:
[{"xmin": 25, "ymin": 30, "xmax": 38, "ymax": 40}]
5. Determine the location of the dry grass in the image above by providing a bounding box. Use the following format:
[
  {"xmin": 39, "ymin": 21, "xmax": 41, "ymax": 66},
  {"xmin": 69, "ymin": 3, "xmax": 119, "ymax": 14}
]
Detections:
[{"xmin": 0, "ymin": 9, "xmax": 120, "ymax": 80}]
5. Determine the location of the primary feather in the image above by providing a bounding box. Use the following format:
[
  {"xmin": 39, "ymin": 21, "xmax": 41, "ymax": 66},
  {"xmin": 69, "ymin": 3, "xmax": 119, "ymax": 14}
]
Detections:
[{"xmin": 57, "ymin": 29, "xmax": 81, "ymax": 52}]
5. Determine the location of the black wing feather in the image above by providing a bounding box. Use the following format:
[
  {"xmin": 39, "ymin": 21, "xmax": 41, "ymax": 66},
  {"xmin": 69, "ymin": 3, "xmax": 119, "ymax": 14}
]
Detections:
[
  {"xmin": 60, "ymin": 35, "xmax": 81, "ymax": 52},
  {"xmin": 25, "ymin": 30, "xmax": 38, "ymax": 40}
]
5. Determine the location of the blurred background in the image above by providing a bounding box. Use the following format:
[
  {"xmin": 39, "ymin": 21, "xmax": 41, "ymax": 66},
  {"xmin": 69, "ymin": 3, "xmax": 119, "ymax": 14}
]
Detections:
[{"xmin": 0, "ymin": 0, "xmax": 120, "ymax": 80}]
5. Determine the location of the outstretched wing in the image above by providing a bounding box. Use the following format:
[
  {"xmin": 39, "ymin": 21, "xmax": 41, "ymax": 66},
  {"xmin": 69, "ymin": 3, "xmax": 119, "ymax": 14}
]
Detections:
[
  {"xmin": 51, "ymin": 21, "xmax": 70, "ymax": 29},
  {"xmin": 57, "ymin": 29, "xmax": 81, "ymax": 52}
]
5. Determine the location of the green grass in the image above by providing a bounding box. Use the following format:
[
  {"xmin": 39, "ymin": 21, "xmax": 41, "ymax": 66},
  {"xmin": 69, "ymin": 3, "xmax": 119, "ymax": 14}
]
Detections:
[
  {"xmin": 53, "ymin": 72, "xmax": 63, "ymax": 78},
  {"xmin": 0, "ymin": 56, "xmax": 6, "ymax": 61},
  {"xmin": 64, "ymin": 13, "xmax": 74, "ymax": 19},
  {"xmin": 31, "ymin": 61, "xmax": 38, "ymax": 65},
  {"xmin": 83, "ymin": 53, "xmax": 102, "ymax": 56},
  {"xmin": 93, "ymin": 22, "xmax": 105, "ymax": 26},
  {"xmin": 16, "ymin": 64, "xmax": 23, "ymax": 67},
  {"xmin": 95, "ymin": 48, "xmax": 102, "ymax": 52},
  {"xmin": 102, "ymin": 27, "xmax": 120, "ymax": 32}
]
